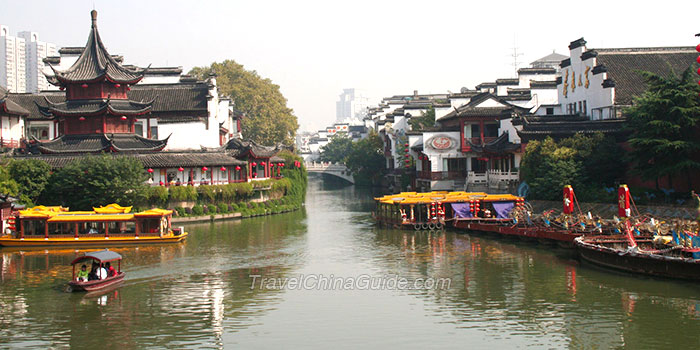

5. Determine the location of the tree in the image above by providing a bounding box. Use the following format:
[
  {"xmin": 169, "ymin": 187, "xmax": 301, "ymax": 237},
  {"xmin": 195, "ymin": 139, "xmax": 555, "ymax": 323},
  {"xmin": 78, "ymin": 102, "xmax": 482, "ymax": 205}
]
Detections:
[
  {"xmin": 7, "ymin": 159, "xmax": 51, "ymax": 206},
  {"xmin": 625, "ymin": 67, "xmax": 700, "ymax": 189},
  {"xmin": 189, "ymin": 60, "xmax": 299, "ymax": 146},
  {"xmin": 320, "ymin": 136, "xmax": 353, "ymax": 163},
  {"xmin": 408, "ymin": 106, "xmax": 436, "ymax": 131},
  {"xmin": 520, "ymin": 133, "xmax": 624, "ymax": 201},
  {"xmin": 42, "ymin": 155, "xmax": 149, "ymax": 210},
  {"xmin": 0, "ymin": 164, "xmax": 19, "ymax": 198},
  {"xmin": 346, "ymin": 131, "xmax": 386, "ymax": 187}
]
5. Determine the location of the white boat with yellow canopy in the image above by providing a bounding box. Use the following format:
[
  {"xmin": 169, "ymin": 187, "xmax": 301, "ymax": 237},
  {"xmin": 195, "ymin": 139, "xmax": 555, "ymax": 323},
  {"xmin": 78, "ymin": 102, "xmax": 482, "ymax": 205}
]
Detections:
[{"xmin": 0, "ymin": 204, "xmax": 187, "ymax": 247}]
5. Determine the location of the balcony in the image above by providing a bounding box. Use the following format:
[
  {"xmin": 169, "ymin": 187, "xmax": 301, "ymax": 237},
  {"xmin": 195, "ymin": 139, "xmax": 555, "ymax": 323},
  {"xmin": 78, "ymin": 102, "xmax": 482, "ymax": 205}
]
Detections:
[{"xmin": 0, "ymin": 138, "xmax": 21, "ymax": 149}]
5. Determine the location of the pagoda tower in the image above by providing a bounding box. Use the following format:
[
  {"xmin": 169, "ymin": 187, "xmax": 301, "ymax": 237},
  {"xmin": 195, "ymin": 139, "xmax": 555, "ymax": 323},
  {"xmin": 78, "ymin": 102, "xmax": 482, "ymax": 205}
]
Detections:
[{"xmin": 33, "ymin": 10, "xmax": 168, "ymax": 154}]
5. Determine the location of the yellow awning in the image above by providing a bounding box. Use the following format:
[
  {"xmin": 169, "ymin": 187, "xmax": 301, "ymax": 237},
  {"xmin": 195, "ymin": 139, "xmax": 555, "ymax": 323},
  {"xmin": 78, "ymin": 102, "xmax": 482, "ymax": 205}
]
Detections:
[
  {"xmin": 93, "ymin": 203, "xmax": 132, "ymax": 214},
  {"xmin": 47, "ymin": 214, "xmax": 135, "ymax": 223}
]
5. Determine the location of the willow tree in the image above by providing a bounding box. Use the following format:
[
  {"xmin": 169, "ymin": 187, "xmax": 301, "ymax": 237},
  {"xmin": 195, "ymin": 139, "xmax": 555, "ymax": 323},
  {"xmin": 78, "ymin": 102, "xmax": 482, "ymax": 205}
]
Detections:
[
  {"xmin": 190, "ymin": 60, "xmax": 298, "ymax": 146},
  {"xmin": 625, "ymin": 67, "xmax": 700, "ymax": 189}
]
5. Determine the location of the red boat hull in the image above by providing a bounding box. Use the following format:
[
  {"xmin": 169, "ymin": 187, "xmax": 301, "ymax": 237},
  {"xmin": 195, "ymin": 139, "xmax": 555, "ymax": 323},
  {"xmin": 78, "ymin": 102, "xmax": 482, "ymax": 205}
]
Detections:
[
  {"xmin": 68, "ymin": 272, "xmax": 125, "ymax": 292},
  {"xmin": 452, "ymin": 221, "xmax": 581, "ymax": 246}
]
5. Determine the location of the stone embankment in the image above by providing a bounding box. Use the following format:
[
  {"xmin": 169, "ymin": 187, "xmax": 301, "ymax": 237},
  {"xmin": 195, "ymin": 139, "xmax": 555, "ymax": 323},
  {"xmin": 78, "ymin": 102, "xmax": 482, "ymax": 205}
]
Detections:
[{"xmin": 529, "ymin": 200, "xmax": 697, "ymax": 219}]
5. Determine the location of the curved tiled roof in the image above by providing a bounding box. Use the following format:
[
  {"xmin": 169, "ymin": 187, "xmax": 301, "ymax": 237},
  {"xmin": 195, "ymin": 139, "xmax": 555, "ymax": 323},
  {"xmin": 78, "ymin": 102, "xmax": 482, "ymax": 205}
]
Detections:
[
  {"xmin": 48, "ymin": 11, "xmax": 145, "ymax": 85},
  {"xmin": 224, "ymin": 139, "xmax": 282, "ymax": 158},
  {"xmin": 15, "ymin": 151, "xmax": 245, "ymax": 169},
  {"xmin": 31, "ymin": 133, "xmax": 168, "ymax": 154},
  {"xmin": 594, "ymin": 47, "xmax": 697, "ymax": 106},
  {"xmin": 468, "ymin": 133, "xmax": 520, "ymax": 154},
  {"xmin": 0, "ymin": 86, "xmax": 30, "ymax": 116},
  {"xmin": 42, "ymin": 98, "xmax": 153, "ymax": 117}
]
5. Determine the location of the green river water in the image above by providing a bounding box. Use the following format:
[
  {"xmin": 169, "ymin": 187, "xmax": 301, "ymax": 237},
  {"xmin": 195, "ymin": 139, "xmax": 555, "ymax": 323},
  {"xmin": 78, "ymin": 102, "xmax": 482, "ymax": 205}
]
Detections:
[{"xmin": 1, "ymin": 178, "xmax": 700, "ymax": 349}]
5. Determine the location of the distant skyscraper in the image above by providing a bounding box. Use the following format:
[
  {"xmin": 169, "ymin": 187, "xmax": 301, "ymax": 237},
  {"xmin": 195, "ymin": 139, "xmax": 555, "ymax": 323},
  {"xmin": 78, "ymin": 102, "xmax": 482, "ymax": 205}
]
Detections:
[
  {"xmin": 336, "ymin": 88, "xmax": 370, "ymax": 122},
  {"xmin": 18, "ymin": 31, "xmax": 57, "ymax": 93},
  {"xmin": 0, "ymin": 25, "xmax": 26, "ymax": 92}
]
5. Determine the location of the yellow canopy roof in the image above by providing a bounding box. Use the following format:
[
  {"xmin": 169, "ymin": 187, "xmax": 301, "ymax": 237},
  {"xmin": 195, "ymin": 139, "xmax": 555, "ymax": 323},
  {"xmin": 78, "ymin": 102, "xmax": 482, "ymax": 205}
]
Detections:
[
  {"xmin": 18, "ymin": 204, "xmax": 171, "ymax": 220},
  {"xmin": 93, "ymin": 203, "xmax": 132, "ymax": 214},
  {"xmin": 374, "ymin": 191, "xmax": 522, "ymax": 205}
]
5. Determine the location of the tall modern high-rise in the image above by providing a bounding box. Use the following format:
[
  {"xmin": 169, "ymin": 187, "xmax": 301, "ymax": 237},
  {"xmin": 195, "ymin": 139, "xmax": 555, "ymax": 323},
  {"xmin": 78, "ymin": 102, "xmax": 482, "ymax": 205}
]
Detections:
[
  {"xmin": 18, "ymin": 31, "xmax": 57, "ymax": 93},
  {"xmin": 336, "ymin": 88, "xmax": 370, "ymax": 122},
  {"xmin": 0, "ymin": 25, "xmax": 26, "ymax": 93}
]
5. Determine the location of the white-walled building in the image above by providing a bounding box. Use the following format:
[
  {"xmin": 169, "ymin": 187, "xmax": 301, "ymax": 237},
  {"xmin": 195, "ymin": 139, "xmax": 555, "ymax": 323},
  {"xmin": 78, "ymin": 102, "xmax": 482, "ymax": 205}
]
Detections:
[
  {"xmin": 17, "ymin": 31, "xmax": 57, "ymax": 93},
  {"xmin": 0, "ymin": 26, "xmax": 26, "ymax": 93}
]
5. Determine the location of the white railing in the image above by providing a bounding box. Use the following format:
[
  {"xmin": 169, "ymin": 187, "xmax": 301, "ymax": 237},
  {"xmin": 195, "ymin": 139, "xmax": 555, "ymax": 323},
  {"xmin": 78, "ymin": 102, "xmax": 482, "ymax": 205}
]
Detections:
[
  {"xmin": 467, "ymin": 170, "xmax": 519, "ymax": 186},
  {"xmin": 467, "ymin": 171, "xmax": 488, "ymax": 184}
]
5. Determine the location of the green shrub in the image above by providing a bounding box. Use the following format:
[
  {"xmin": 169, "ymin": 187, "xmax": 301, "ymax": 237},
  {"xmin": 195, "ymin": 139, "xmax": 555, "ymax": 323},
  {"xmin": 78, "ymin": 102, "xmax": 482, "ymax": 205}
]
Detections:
[
  {"xmin": 199, "ymin": 185, "xmax": 217, "ymax": 203},
  {"xmin": 174, "ymin": 207, "xmax": 186, "ymax": 217},
  {"xmin": 206, "ymin": 205, "xmax": 218, "ymax": 214},
  {"xmin": 147, "ymin": 186, "xmax": 169, "ymax": 207},
  {"xmin": 170, "ymin": 186, "xmax": 197, "ymax": 201},
  {"xmin": 192, "ymin": 205, "xmax": 204, "ymax": 216},
  {"xmin": 217, "ymin": 203, "xmax": 229, "ymax": 213}
]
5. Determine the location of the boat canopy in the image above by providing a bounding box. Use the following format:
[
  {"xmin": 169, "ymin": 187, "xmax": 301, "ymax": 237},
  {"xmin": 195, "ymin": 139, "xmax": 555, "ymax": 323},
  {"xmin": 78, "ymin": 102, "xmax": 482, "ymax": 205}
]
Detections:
[
  {"xmin": 374, "ymin": 191, "xmax": 522, "ymax": 205},
  {"xmin": 70, "ymin": 250, "xmax": 122, "ymax": 265},
  {"xmin": 17, "ymin": 204, "xmax": 171, "ymax": 220}
]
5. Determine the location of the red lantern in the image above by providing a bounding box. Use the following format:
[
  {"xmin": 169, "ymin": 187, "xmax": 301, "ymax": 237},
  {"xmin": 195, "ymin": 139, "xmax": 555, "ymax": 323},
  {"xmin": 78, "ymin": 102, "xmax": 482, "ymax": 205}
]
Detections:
[
  {"xmin": 115, "ymin": 84, "xmax": 121, "ymax": 88},
  {"xmin": 252, "ymin": 162, "xmax": 257, "ymax": 167},
  {"xmin": 261, "ymin": 161, "xmax": 266, "ymax": 166},
  {"xmin": 278, "ymin": 163, "xmax": 283, "ymax": 167},
  {"xmin": 81, "ymin": 83, "xmax": 88, "ymax": 88},
  {"xmin": 202, "ymin": 166, "xmax": 208, "ymax": 172},
  {"xmin": 147, "ymin": 168, "xmax": 154, "ymax": 173},
  {"xmin": 220, "ymin": 166, "xmax": 227, "ymax": 172},
  {"xmin": 120, "ymin": 116, "xmax": 127, "ymax": 120},
  {"xmin": 697, "ymin": 43, "xmax": 700, "ymax": 52},
  {"xmin": 159, "ymin": 181, "xmax": 164, "ymax": 186},
  {"xmin": 235, "ymin": 166, "xmax": 241, "ymax": 171},
  {"xmin": 697, "ymin": 56, "xmax": 700, "ymax": 64},
  {"xmin": 178, "ymin": 167, "xmax": 184, "ymax": 172},
  {"xmin": 404, "ymin": 143, "xmax": 409, "ymax": 147},
  {"xmin": 253, "ymin": 172, "xmax": 257, "ymax": 177},
  {"xmin": 404, "ymin": 148, "xmax": 409, "ymax": 153},
  {"xmin": 126, "ymin": 86, "xmax": 131, "ymax": 91},
  {"xmin": 405, "ymin": 154, "xmax": 410, "ymax": 158},
  {"xmin": 79, "ymin": 116, "xmax": 86, "ymax": 121}
]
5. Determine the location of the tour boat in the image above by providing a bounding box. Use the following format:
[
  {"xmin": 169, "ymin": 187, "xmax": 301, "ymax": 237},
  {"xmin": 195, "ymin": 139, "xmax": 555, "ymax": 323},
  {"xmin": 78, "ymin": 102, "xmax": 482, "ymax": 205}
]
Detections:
[
  {"xmin": 0, "ymin": 204, "xmax": 187, "ymax": 247},
  {"xmin": 66, "ymin": 250, "xmax": 125, "ymax": 292},
  {"xmin": 374, "ymin": 191, "xmax": 524, "ymax": 231}
]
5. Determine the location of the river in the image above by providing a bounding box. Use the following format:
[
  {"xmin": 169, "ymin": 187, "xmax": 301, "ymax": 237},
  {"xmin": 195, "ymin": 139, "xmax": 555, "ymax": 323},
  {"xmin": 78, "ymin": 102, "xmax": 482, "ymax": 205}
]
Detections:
[{"xmin": 1, "ymin": 178, "xmax": 700, "ymax": 349}]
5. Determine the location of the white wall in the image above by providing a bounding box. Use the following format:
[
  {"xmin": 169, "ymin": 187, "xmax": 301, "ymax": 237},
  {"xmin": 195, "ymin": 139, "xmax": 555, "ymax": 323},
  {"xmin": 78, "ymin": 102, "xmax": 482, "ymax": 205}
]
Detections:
[{"xmin": 558, "ymin": 41, "xmax": 615, "ymax": 119}]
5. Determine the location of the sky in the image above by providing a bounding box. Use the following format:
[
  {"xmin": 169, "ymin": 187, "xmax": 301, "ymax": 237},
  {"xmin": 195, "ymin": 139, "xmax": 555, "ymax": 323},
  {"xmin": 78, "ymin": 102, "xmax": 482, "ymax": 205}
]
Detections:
[{"xmin": 3, "ymin": 0, "xmax": 699, "ymax": 132}]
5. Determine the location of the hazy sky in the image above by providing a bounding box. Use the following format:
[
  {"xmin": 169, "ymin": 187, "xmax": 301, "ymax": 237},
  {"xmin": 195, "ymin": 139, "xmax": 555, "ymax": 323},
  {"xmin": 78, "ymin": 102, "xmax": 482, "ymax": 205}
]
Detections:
[{"xmin": 3, "ymin": 0, "xmax": 699, "ymax": 132}]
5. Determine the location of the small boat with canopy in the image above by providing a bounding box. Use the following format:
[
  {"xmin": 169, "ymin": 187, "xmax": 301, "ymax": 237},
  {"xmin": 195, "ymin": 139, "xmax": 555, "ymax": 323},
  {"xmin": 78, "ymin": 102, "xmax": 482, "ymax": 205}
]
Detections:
[{"xmin": 66, "ymin": 250, "xmax": 125, "ymax": 292}]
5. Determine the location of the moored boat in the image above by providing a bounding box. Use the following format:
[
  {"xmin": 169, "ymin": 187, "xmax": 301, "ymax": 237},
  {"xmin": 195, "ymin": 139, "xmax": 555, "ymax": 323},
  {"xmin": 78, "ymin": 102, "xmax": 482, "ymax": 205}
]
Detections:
[
  {"xmin": 0, "ymin": 204, "xmax": 187, "ymax": 247},
  {"xmin": 67, "ymin": 250, "xmax": 125, "ymax": 292},
  {"xmin": 575, "ymin": 234, "xmax": 700, "ymax": 280}
]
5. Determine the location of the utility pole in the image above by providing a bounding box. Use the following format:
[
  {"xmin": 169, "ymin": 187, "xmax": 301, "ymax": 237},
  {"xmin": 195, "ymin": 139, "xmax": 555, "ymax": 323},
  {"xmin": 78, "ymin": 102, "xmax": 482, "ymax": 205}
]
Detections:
[{"xmin": 509, "ymin": 36, "xmax": 523, "ymax": 77}]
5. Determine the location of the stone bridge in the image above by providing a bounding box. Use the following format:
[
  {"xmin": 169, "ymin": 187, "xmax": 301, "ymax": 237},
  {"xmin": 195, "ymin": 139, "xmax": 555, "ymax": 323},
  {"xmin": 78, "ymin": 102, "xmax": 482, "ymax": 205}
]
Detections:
[{"xmin": 305, "ymin": 162, "xmax": 355, "ymax": 184}]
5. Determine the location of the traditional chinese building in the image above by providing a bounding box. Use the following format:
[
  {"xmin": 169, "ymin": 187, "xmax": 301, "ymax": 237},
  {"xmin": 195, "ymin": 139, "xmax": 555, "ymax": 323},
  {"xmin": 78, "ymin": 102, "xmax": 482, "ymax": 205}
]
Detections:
[
  {"xmin": 0, "ymin": 84, "xmax": 27, "ymax": 148},
  {"xmin": 224, "ymin": 139, "xmax": 286, "ymax": 180}
]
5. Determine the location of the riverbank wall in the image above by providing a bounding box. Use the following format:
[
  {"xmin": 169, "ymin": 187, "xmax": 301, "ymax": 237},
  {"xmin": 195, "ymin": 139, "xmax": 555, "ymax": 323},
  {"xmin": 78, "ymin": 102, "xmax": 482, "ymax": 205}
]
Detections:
[{"xmin": 172, "ymin": 207, "xmax": 301, "ymax": 224}]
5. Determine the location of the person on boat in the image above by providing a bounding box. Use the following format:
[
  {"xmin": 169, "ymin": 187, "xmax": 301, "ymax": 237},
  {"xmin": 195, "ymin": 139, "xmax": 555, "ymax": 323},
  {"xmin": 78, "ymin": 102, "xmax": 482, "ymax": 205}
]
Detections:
[
  {"xmin": 96, "ymin": 263, "xmax": 108, "ymax": 280},
  {"xmin": 105, "ymin": 262, "xmax": 116, "ymax": 277},
  {"xmin": 76, "ymin": 264, "xmax": 89, "ymax": 282},
  {"xmin": 88, "ymin": 264, "xmax": 99, "ymax": 281}
]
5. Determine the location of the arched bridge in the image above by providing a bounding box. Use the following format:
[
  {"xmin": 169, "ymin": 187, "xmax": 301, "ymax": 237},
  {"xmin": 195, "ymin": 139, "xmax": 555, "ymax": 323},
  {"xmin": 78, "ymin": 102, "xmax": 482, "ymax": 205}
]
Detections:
[{"xmin": 305, "ymin": 162, "xmax": 355, "ymax": 184}]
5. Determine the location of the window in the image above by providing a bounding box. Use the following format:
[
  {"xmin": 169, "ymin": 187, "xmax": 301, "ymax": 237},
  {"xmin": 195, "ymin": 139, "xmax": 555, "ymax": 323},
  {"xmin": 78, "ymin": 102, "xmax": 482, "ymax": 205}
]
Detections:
[
  {"xmin": 134, "ymin": 122, "xmax": 143, "ymax": 137},
  {"xmin": 583, "ymin": 101, "xmax": 587, "ymax": 116},
  {"xmin": 470, "ymin": 124, "xmax": 480, "ymax": 138},
  {"xmin": 546, "ymin": 107, "xmax": 554, "ymax": 115},
  {"xmin": 578, "ymin": 101, "xmax": 582, "ymax": 114},
  {"xmin": 150, "ymin": 126, "xmax": 158, "ymax": 139},
  {"xmin": 573, "ymin": 103, "xmax": 577, "ymax": 114},
  {"xmin": 29, "ymin": 125, "xmax": 49, "ymax": 140},
  {"xmin": 485, "ymin": 124, "xmax": 499, "ymax": 138}
]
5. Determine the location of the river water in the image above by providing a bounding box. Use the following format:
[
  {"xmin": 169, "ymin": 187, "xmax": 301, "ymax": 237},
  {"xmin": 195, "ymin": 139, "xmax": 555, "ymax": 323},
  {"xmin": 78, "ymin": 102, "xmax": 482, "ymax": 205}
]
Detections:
[{"xmin": 2, "ymin": 178, "xmax": 700, "ymax": 349}]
